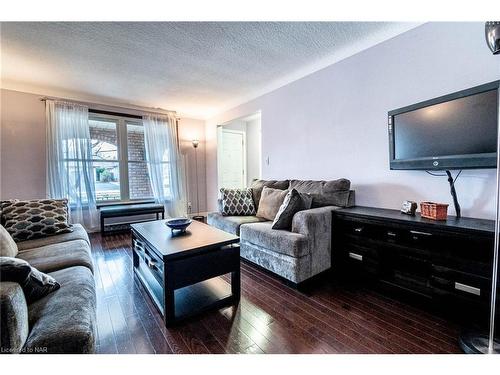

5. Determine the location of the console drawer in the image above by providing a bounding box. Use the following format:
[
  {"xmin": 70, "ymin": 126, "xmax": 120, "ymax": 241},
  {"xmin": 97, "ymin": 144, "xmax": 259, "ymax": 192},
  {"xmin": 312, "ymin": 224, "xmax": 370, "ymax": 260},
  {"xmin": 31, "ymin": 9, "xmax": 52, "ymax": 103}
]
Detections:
[
  {"xmin": 392, "ymin": 269, "xmax": 431, "ymax": 295},
  {"xmin": 342, "ymin": 243, "xmax": 381, "ymax": 277},
  {"xmin": 431, "ymin": 264, "xmax": 491, "ymax": 304},
  {"xmin": 432, "ymin": 237, "xmax": 493, "ymax": 276},
  {"xmin": 338, "ymin": 220, "xmax": 375, "ymax": 238},
  {"xmin": 339, "ymin": 220, "xmax": 436, "ymax": 250}
]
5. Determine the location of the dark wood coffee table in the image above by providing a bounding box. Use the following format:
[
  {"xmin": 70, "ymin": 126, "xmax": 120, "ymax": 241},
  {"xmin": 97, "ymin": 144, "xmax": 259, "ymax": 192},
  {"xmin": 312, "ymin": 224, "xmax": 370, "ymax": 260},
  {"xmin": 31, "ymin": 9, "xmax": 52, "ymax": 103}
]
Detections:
[{"xmin": 131, "ymin": 219, "xmax": 240, "ymax": 326}]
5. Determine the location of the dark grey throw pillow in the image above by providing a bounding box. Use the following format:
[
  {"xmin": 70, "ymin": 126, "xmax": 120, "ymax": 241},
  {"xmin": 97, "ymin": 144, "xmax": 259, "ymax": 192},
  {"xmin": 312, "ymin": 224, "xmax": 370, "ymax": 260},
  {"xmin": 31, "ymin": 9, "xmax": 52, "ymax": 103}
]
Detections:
[
  {"xmin": 1, "ymin": 199, "xmax": 73, "ymax": 242},
  {"xmin": 272, "ymin": 189, "xmax": 312, "ymax": 230},
  {"xmin": 220, "ymin": 188, "xmax": 256, "ymax": 216},
  {"xmin": 0, "ymin": 257, "xmax": 60, "ymax": 303}
]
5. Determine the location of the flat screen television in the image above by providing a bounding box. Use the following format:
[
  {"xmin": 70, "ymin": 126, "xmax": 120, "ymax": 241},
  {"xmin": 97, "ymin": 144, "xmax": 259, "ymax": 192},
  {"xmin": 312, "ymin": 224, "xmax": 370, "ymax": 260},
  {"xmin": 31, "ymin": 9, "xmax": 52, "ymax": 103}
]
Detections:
[{"xmin": 389, "ymin": 81, "xmax": 499, "ymax": 170}]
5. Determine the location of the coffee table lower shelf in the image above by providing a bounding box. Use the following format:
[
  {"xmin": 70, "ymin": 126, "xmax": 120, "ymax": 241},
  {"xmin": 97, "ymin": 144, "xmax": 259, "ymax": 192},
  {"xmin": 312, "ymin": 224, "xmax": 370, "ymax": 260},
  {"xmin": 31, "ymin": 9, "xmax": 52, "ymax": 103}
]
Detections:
[{"xmin": 135, "ymin": 269, "xmax": 238, "ymax": 325}]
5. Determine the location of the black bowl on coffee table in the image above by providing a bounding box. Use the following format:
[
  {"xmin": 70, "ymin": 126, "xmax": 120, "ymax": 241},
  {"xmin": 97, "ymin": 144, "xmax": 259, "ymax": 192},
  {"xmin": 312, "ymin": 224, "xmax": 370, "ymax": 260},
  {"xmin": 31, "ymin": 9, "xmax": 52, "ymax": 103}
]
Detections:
[{"xmin": 165, "ymin": 218, "xmax": 193, "ymax": 234}]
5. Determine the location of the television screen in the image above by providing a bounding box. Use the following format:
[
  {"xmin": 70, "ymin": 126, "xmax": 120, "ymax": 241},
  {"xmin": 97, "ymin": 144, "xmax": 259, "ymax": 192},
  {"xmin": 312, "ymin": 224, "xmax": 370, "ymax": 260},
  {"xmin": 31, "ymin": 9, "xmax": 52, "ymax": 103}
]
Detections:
[{"xmin": 389, "ymin": 81, "xmax": 499, "ymax": 170}]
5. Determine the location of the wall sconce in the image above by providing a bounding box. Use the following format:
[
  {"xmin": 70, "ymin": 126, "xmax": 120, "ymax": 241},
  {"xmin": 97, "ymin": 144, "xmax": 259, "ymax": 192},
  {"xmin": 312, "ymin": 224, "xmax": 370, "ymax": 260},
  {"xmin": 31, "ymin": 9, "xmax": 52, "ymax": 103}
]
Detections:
[{"xmin": 485, "ymin": 21, "xmax": 500, "ymax": 55}]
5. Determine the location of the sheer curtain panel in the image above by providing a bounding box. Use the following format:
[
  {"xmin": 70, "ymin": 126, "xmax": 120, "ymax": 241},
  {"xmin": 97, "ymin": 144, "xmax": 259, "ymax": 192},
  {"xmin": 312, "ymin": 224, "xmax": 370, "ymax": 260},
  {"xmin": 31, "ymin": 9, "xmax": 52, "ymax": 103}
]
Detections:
[
  {"xmin": 46, "ymin": 100, "xmax": 98, "ymax": 230},
  {"xmin": 143, "ymin": 113, "xmax": 187, "ymax": 218}
]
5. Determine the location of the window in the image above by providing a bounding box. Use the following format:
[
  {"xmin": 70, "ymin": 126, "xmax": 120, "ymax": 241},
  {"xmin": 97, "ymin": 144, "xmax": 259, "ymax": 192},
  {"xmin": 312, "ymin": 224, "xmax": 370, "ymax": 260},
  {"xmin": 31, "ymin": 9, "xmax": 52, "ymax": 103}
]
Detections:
[
  {"xmin": 88, "ymin": 114, "xmax": 154, "ymax": 203},
  {"xmin": 89, "ymin": 119, "xmax": 121, "ymax": 201},
  {"xmin": 127, "ymin": 122, "xmax": 153, "ymax": 199}
]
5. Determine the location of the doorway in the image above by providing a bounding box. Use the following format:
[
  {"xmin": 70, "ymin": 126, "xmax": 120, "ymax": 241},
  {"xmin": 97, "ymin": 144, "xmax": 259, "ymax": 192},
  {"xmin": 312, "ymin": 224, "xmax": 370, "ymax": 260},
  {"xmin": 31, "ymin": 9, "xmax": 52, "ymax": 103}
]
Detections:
[
  {"xmin": 217, "ymin": 112, "xmax": 261, "ymax": 190},
  {"xmin": 218, "ymin": 128, "xmax": 246, "ymax": 189}
]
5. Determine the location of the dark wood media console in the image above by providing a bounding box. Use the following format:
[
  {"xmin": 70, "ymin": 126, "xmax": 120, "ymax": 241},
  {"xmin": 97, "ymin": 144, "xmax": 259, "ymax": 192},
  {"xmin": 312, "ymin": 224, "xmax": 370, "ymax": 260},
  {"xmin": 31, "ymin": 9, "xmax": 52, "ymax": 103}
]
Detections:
[{"xmin": 332, "ymin": 206, "xmax": 498, "ymax": 324}]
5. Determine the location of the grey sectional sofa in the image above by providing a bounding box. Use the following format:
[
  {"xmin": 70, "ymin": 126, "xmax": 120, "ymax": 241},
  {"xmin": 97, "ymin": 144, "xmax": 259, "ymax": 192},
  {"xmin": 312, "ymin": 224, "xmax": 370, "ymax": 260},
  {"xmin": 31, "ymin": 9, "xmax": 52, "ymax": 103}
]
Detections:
[
  {"xmin": 0, "ymin": 224, "xmax": 96, "ymax": 354},
  {"xmin": 208, "ymin": 179, "xmax": 355, "ymax": 285}
]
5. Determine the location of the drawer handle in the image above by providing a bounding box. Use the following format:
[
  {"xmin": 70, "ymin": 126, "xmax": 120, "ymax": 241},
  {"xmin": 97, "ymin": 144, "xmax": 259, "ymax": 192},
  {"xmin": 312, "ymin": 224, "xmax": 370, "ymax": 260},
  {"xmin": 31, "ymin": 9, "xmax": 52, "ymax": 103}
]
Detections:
[
  {"xmin": 410, "ymin": 230, "xmax": 432, "ymax": 236},
  {"xmin": 349, "ymin": 252, "xmax": 363, "ymax": 261},
  {"xmin": 354, "ymin": 227, "xmax": 363, "ymax": 233},
  {"xmin": 454, "ymin": 282, "xmax": 481, "ymax": 296},
  {"xmin": 387, "ymin": 231, "xmax": 397, "ymax": 237},
  {"xmin": 146, "ymin": 257, "xmax": 157, "ymax": 269}
]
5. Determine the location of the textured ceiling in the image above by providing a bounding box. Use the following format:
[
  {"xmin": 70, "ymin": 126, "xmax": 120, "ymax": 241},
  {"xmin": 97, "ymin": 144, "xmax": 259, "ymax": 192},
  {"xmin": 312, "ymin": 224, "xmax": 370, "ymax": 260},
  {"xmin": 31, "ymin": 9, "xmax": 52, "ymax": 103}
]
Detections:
[{"xmin": 0, "ymin": 22, "xmax": 420, "ymax": 118}]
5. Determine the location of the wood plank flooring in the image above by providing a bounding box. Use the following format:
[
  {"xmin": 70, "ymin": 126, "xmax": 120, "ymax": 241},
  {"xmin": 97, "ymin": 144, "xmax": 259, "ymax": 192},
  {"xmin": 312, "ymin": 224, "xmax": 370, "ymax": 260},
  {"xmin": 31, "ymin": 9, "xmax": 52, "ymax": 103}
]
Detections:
[{"xmin": 90, "ymin": 231, "xmax": 463, "ymax": 354}]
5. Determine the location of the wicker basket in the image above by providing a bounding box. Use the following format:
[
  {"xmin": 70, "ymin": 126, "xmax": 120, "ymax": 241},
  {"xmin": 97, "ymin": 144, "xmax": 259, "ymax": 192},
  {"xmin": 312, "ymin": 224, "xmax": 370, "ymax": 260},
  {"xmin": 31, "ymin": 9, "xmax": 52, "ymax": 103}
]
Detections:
[{"xmin": 420, "ymin": 202, "xmax": 449, "ymax": 220}]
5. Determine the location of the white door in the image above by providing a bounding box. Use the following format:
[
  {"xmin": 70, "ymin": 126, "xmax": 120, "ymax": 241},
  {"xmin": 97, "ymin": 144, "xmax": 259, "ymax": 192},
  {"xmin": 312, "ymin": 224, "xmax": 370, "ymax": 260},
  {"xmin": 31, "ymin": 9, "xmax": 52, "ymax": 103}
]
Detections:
[{"xmin": 218, "ymin": 129, "xmax": 246, "ymax": 189}]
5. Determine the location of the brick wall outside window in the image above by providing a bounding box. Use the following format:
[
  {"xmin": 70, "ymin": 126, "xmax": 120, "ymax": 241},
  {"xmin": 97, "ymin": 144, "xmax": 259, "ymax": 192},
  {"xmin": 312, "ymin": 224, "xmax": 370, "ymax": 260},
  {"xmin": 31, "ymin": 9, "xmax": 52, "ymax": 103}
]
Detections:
[
  {"xmin": 90, "ymin": 125, "xmax": 153, "ymax": 200},
  {"xmin": 127, "ymin": 127, "xmax": 153, "ymax": 199}
]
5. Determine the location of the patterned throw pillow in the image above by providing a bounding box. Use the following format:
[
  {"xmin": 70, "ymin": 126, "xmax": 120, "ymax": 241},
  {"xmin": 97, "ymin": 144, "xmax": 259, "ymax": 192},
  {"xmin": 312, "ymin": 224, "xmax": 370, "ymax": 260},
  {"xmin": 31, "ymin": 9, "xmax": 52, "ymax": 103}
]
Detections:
[
  {"xmin": 1, "ymin": 199, "xmax": 73, "ymax": 242},
  {"xmin": 220, "ymin": 188, "xmax": 256, "ymax": 216}
]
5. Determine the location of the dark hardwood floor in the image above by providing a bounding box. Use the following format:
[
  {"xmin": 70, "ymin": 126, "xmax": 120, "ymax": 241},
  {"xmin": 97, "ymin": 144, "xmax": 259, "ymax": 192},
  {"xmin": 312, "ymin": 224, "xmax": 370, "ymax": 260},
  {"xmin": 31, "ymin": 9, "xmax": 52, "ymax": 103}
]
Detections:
[{"xmin": 90, "ymin": 231, "xmax": 464, "ymax": 354}]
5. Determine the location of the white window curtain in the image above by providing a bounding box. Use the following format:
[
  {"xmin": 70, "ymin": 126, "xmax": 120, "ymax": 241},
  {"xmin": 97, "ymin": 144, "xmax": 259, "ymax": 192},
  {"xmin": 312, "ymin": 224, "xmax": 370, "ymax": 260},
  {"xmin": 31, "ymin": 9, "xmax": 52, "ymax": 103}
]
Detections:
[
  {"xmin": 46, "ymin": 100, "xmax": 99, "ymax": 231},
  {"xmin": 143, "ymin": 113, "xmax": 187, "ymax": 218}
]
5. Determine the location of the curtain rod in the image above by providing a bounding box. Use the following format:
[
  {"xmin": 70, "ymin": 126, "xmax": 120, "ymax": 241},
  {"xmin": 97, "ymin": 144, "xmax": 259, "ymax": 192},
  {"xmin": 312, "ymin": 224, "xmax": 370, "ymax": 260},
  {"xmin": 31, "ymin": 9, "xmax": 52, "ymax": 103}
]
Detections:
[
  {"xmin": 39, "ymin": 96, "xmax": 178, "ymax": 118},
  {"xmin": 89, "ymin": 108, "xmax": 142, "ymax": 120}
]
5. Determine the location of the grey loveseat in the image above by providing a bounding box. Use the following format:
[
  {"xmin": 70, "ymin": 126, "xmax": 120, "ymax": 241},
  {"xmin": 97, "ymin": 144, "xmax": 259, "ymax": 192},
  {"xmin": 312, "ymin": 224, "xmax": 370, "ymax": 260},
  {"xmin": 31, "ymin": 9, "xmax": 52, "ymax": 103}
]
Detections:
[
  {"xmin": 208, "ymin": 179, "xmax": 355, "ymax": 285},
  {"xmin": 0, "ymin": 224, "xmax": 96, "ymax": 354}
]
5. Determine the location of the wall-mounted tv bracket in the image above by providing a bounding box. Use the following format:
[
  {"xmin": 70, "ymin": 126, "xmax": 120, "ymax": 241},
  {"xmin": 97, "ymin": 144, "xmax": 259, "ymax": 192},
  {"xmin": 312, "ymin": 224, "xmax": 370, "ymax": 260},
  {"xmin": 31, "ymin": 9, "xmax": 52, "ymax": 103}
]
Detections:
[{"xmin": 446, "ymin": 170, "xmax": 461, "ymax": 219}]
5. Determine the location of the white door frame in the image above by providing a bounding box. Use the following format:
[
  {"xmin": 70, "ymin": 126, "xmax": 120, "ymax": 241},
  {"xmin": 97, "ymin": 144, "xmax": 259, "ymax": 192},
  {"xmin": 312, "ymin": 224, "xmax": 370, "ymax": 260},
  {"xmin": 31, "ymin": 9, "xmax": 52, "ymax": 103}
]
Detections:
[{"xmin": 217, "ymin": 126, "xmax": 247, "ymax": 191}]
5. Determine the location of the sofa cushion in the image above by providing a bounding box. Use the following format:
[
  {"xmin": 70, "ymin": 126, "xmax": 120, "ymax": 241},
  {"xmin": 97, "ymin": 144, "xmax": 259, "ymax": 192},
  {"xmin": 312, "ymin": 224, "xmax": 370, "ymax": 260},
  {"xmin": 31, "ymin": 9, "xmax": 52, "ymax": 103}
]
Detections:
[
  {"xmin": 250, "ymin": 179, "xmax": 289, "ymax": 209},
  {"xmin": 207, "ymin": 212, "xmax": 267, "ymax": 236},
  {"xmin": 1, "ymin": 199, "xmax": 72, "ymax": 242},
  {"xmin": 256, "ymin": 187, "xmax": 288, "ymax": 221},
  {"xmin": 24, "ymin": 266, "xmax": 96, "ymax": 354},
  {"xmin": 0, "ymin": 257, "xmax": 60, "ymax": 304},
  {"xmin": 0, "ymin": 282, "xmax": 29, "ymax": 353},
  {"xmin": 240, "ymin": 221, "xmax": 309, "ymax": 258},
  {"xmin": 16, "ymin": 223, "xmax": 89, "ymax": 252},
  {"xmin": 17, "ymin": 239, "xmax": 93, "ymax": 274},
  {"xmin": 289, "ymin": 179, "xmax": 351, "ymax": 207},
  {"xmin": 272, "ymin": 189, "xmax": 312, "ymax": 230},
  {"xmin": 220, "ymin": 188, "xmax": 256, "ymax": 216},
  {"xmin": 1, "ymin": 224, "xmax": 18, "ymax": 257}
]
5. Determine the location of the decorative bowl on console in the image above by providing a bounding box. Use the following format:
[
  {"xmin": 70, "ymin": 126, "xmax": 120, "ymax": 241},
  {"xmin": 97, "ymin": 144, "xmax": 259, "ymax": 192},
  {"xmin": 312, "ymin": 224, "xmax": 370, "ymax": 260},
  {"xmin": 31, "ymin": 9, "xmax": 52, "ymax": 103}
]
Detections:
[{"xmin": 165, "ymin": 218, "xmax": 193, "ymax": 233}]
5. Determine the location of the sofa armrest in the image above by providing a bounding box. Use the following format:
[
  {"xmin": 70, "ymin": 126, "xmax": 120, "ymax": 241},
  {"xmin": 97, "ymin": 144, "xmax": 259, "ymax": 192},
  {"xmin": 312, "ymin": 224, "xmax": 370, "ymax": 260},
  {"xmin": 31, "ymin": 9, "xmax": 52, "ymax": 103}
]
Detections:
[
  {"xmin": 291, "ymin": 206, "xmax": 337, "ymax": 275},
  {"xmin": 291, "ymin": 206, "xmax": 335, "ymax": 236},
  {"xmin": 346, "ymin": 190, "xmax": 355, "ymax": 207},
  {"xmin": 0, "ymin": 282, "xmax": 29, "ymax": 353}
]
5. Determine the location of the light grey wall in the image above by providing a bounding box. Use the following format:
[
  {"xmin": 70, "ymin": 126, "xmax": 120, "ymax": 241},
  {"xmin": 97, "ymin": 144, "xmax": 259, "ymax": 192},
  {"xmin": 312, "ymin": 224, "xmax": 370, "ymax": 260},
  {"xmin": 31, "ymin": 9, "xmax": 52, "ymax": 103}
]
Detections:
[
  {"xmin": 0, "ymin": 89, "xmax": 207, "ymax": 213},
  {"xmin": 206, "ymin": 22, "xmax": 500, "ymax": 219},
  {"xmin": 1, "ymin": 89, "xmax": 47, "ymax": 200},
  {"xmin": 223, "ymin": 120, "xmax": 246, "ymax": 132},
  {"xmin": 245, "ymin": 117, "xmax": 261, "ymax": 186},
  {"xmin": 178, "ymin": 117, "xmax": 207, "ymax": 214}
]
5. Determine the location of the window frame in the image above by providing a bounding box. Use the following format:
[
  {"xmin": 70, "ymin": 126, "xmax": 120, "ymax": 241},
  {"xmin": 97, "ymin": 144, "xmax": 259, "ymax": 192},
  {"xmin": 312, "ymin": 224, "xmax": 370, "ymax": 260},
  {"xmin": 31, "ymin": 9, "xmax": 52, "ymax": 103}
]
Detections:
[
  {"xmin": 88, "ymin": 113, "xmax": 155, "ymax": 206},
  {"xmin": 125, "ymin": 119, "xmax": 156, "ymax": 202}
]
